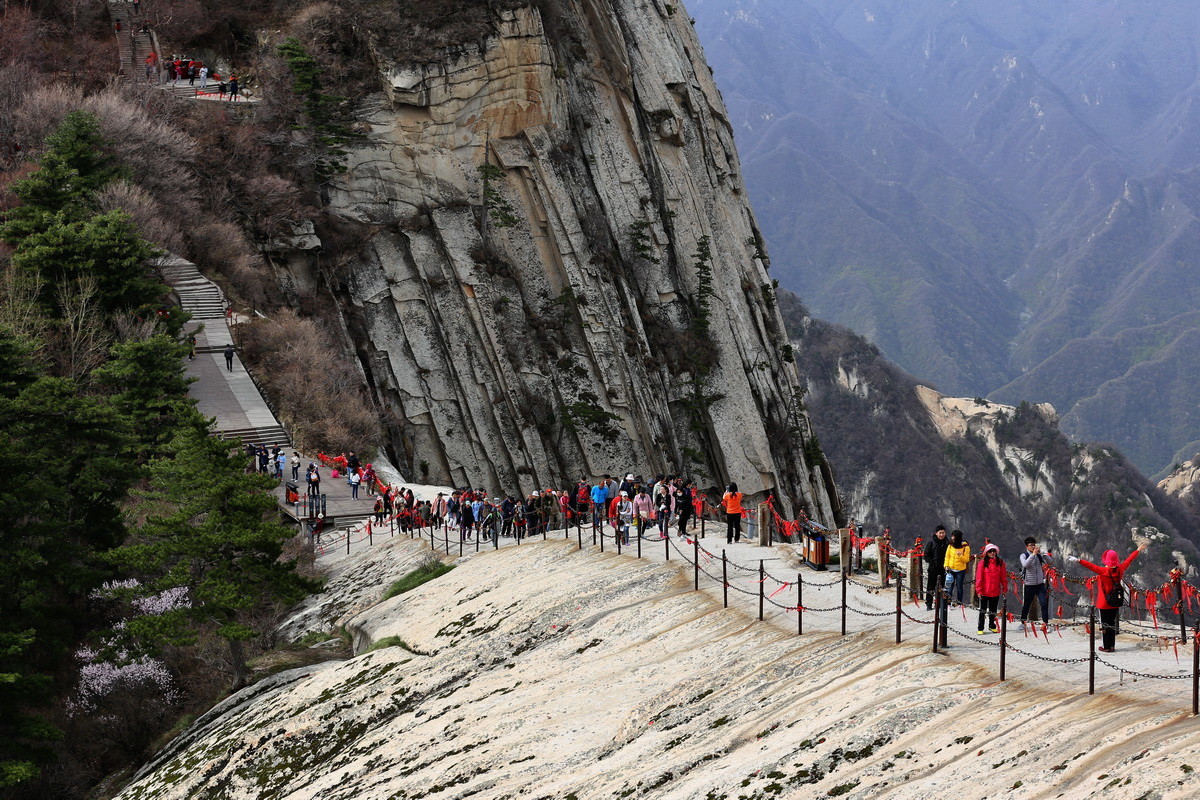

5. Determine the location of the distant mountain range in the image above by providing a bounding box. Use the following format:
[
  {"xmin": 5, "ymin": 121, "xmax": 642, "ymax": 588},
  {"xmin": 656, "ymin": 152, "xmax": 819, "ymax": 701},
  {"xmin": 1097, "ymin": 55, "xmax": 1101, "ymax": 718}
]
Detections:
[
  {"xmin": 692, "ymin": 0, "xmax": 1200, "ymax": 477},
  {"xmin": 780, "ymin": 292, "xmax": 1200, "ymax": 573}
]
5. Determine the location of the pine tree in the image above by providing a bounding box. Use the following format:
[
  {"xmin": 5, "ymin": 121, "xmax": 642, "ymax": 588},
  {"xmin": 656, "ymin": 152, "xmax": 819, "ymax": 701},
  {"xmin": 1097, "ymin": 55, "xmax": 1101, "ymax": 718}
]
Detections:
[
  {"xmin": 112, "ymin": 423, "xmax": 317, "ymax": 689},
  {"xmin": 1, "ymin": 110, "xmax": 120, "ymax": 241},
  {"xmin": 9, "ymin": 210, "xmax": 163, "ymax": 315},
  {"xmin": 0, "ymin": 328, "xmax": 134, "ymax": 787},
  {"xmin": 92, "ymin": 334, "xmax": 194, "ymax": 456}
]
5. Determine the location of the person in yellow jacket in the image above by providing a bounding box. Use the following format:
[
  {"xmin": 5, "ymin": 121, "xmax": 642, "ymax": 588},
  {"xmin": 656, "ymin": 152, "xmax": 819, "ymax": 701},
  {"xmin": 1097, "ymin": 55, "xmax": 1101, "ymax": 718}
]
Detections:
[{"xmin": 943, "ymin": 530, "xmax": 971, "ymax": 606}]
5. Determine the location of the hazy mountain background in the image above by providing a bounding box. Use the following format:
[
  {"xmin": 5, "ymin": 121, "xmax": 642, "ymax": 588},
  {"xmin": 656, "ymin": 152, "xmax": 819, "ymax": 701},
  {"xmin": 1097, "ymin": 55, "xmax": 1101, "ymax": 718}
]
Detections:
[{"xmin": 691, "ymin": 0, "xmax": 1200, "ymax": 478}]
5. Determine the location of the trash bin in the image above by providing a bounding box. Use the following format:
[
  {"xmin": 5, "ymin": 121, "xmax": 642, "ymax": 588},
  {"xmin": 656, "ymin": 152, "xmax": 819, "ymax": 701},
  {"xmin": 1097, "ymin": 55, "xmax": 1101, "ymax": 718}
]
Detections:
[
  {"xmin": 285, "ymin": 480, "xmax": 299, "ymax": 504},
  {"xmin": 805, "ymin": 532, "xmax": 829, "ymax": 571}
]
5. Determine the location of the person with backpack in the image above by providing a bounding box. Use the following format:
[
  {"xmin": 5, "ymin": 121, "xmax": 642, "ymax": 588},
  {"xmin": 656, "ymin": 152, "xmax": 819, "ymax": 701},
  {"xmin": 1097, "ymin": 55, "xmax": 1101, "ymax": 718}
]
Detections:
[
  {"xmin": 974, "ymin": 544, "xmax": 1008, "ymax": 634},
  {"xmin": 1019, "ymin": 537, "xmax": 1054, "ymax": 629},
  {"xmin": 722, "ymin": 483, "xmax": 744, "ymax": 544},
  {"xmin": 943, "ymin": 530, "xmax": 971, "ymax": 606},
  {"xmin": 922, "ymin": 525, "xmax": 950, "ymax": 610},
  {"xmin": 1070, "ymin": 544, "xmax": 1146, "ymax": 652}
]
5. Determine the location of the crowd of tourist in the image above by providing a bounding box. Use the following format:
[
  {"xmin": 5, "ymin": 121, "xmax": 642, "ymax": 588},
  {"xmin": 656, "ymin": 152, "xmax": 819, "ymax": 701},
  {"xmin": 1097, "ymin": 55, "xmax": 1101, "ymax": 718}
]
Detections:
[{"xmin": 296, "ymin": 456, "xmax": 758, "ymax": 548}]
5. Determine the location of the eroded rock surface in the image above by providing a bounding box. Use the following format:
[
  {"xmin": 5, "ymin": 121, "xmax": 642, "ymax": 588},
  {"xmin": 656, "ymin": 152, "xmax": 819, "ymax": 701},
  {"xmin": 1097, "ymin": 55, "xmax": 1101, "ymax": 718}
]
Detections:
[
  {"xmin": 315, "ymin": 1, "xmax": 835, "ymax": 520},
  {"xmin": 119, "ymin": 542, "xmax": 1200, "ymax": 799}
]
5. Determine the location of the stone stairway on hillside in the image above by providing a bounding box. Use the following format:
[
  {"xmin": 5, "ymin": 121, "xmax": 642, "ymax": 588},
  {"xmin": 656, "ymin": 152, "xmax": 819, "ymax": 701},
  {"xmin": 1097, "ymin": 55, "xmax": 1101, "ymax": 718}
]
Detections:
[
  {"xmin": 157, "ymin": 255, "xmax": 292, "ymax": 451},
  {"xmin": 106, "ymin": 0, "xmax": 253, "ymax": 101}
]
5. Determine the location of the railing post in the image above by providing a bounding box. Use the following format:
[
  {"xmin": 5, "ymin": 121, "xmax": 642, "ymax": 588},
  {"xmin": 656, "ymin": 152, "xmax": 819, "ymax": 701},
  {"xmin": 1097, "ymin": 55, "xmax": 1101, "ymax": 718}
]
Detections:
[
  {"xmin": 368, "ymin": 522, "xmax": 373, "ymax": 546},
  {"xmin": 459, "ymin": 531, "xmax": 463, "ymax": 558},
  {"xmin": 1193, "ymin": 624, "xmax": 1198, "ymax": 716},
  {"xmin": 1089, "ymin": 606, "xmax": 1096, "ymax": 695},
  {"xmin": 797, "ymin": 573, "xmax": 803, "ymax": 636},
  {"xmin": 444, "ymin": 529, "xmax": 450, "ymax": 556},
  {"xmin": 1000, "ymin": 597, "xmax": 1008, "ymax": 681},
  {"xmin": 430, "ymin": 527, "xmax": 434, "ymax": 551},
  {"xmin": 637, "ymin": 527, "xmax": 642, "ymax": 558},
  {"xmin": 346, "ymin": 529, "xmax": 351, "ymax": 555},
  {"xmin": 1179, "ymin": 578, "xmax": 1188, "ymax": 647},
  {"xmin": 616, "ymin": 526, "xmax": 622, "ymax": 555},
  {"xmin": 694, "ymin": 536, "xmax": 699, "ymax": 591},
  {"xmin": 578, "ymin": 522, "xmax": 583, "ymax": 551},
  {"xmin": 895, "ymin": 573, "xmax": 902, "ymax": 644},
  {"xmin": 600, "ymin": 524, "xmax": 605, "ymax": 553},
  {"xmin": 939, "ymin": 590, "xmax": 948, "ymax": 648},
  {"xmin": 932, "ymin": 590, "xmax": 941, "ymax": 654},
  {"xmin": 665, "ymin": 531, "xmax": 670, "ymax": 561},
  {"xmin": 758, "ymin": 560, "xmax": 765, "ymax": 621},
  {"xmin": 840, "ymin": 563, "xmax": 848, "ymax": 636},
  {"xmin": 722, "ymin": 550, "xmax": 728, "ymax": 608}
]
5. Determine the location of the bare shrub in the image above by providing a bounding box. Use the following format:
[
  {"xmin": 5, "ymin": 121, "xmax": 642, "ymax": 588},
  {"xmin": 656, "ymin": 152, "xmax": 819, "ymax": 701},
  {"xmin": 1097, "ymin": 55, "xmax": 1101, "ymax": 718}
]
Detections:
[
  {"xmin": 96, "ymin": 181, "xmax": 187, "ymax": 254},
  {"xmin": 238, "ymin": 308, "xmax": 380, "ymax": 453},
  {"xmin": 188, "ymin": 222, "xmax": 276, "ymax": 309}
]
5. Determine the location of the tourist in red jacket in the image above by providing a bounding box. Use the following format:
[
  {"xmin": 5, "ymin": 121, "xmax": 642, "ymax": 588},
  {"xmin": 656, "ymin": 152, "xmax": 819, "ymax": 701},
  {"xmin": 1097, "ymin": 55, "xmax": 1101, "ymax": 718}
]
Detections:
[
  {"xmin": 974, "ymin": 543, "xmax": 1008, "ymax": 635},
  {"xmin": 1070, "ymin": 544, "xmax": 1146, "ymax": 652}
]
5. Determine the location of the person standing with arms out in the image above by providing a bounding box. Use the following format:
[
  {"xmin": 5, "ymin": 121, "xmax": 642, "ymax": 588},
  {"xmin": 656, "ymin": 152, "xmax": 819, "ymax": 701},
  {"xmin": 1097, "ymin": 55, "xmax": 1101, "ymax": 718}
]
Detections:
[
  {"xmin": 922, "ymin": 525, "xmax": 949, "ymax": 610},
  {"xmin": 1070, "ymin": 543, "xmax": 1146, "ymax": 652},
  {"xmin": 943, "ymin": 530, "xmax": 971, "ymax": 606},
  {"xmin": 974, "ymin": 544, "xmax": 1007, "ymax": 634},
  {"xmin": 223, "ymin": 343, "xmax": 234, "ymax": 371},
  {"xmin": 722, "ymin": 483, "xmax": 744, "ymax": 544},
  {"xmin": 1019, "ymin": 537, "xmax": 1054, "ymax": 630}
]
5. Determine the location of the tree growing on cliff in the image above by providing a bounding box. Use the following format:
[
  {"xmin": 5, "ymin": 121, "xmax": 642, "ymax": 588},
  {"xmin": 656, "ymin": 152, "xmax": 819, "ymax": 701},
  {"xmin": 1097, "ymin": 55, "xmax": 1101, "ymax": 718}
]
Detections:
[{"xmin": 110, "ymin": 422, "xmax": 317, "ymax": 689}]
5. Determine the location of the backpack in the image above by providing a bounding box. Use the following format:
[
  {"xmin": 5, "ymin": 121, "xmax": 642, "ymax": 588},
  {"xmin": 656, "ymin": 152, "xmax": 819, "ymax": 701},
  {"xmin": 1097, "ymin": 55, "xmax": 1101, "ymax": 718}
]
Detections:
[{"xmin": 1104, "ymin": 571, "xmax": 1125, "ymax": 607}]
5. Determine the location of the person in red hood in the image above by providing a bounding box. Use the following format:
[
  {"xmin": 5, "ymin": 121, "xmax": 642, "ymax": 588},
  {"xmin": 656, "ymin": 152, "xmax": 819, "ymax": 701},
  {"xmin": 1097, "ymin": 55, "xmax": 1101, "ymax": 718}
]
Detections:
[
  {"xmin": 974, "ymin": 543, "xmax": 1008, "ymax": 634},
  {"xmin": 1070, "ymin": 544, "xmax": 1146, "ymax": 652}
]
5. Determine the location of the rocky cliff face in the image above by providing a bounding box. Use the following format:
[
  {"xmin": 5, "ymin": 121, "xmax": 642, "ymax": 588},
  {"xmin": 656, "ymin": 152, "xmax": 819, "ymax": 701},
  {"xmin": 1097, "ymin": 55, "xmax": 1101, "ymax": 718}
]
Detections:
[
  {"xmin": 306, "ymin": 1, "xmax": 833, "ymax": 520},
  {"xmin": 784, "ymin": 294, "xmax": 1200, "ymax": 576},
  {"xmin": 1160, "ymin": 456, "xmax": 1200, "ymax": 518}
]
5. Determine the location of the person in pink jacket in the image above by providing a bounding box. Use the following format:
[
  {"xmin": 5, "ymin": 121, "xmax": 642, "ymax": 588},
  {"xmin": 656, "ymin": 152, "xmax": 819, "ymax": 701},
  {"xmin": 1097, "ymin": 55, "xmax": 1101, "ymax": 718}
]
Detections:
[
  {"xmin": 631, "ymin": 487, "xmax": 655, "ymax": 543},
  {"xmin": 974, "ymin": 543, "xmax": 1008, "ymax": 634}
]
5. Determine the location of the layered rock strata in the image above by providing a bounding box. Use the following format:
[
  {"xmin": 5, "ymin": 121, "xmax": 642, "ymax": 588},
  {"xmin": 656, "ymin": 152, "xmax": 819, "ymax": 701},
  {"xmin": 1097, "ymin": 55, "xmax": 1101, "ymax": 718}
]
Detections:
[{"xmin": 319, "ymin": 1, "xmax": 835, "ymax": 520}]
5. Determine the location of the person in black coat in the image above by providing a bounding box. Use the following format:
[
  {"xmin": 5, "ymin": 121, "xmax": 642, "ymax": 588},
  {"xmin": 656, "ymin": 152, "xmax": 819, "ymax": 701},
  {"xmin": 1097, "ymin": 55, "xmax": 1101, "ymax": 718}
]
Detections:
[{"xmin": 923, "ymin": 525, "xmax": 950, "ymax": 610}]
